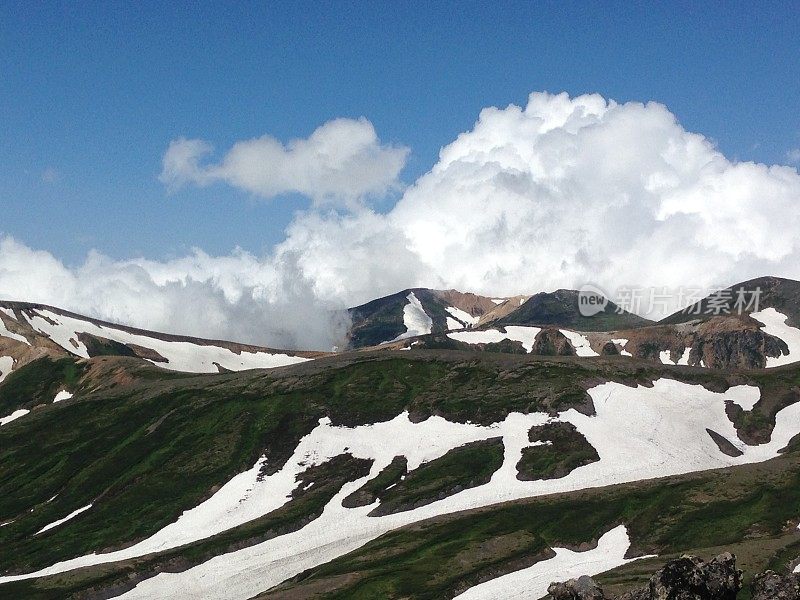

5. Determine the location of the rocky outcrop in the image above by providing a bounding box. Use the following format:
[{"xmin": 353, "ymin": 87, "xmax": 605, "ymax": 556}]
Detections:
[
  {"xmin": 547, "ymin": 553, "xmax": 742, "ymax": 600},
  {"xmin": 548, "ymin": 575, "xmax": 605, "ymax": 599},
  {"xmin": 750, "ymin": 570, "xmax": 800, "ymax": 600},
  {"xmin": 533, "ymin": 328, "xmax": 576, "ymax": 356}
]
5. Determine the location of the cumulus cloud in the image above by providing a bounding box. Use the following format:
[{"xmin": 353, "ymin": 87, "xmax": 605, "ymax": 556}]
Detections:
[
  {"xmin": 160, "ymin": 117, "xmax": 409, "ymax": 206},
  {"xmin": 4, "ymin": 91, "xmax": 800, "ymax": 347},
  {"xmin": 0, "ymin": 237, "xmax": 350, "ymax": 351}
]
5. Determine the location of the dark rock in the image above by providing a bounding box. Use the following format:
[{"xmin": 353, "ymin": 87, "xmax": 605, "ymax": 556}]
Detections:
[
  {"xmin": 751, "ymin": 570, "xmax": 800, "ymax": 600},
  {"xmin": 601, "ymin": 340, "xmax": 620, "ymax": 356},
  {"xmin": 548, "ymin": 575, "xmax": 605, "ymax": 599},
  {"xmin": 533, "ymin": 328, "xmax": 577, "ymax": 356},
  {"xmin": 625, "ymin": 553, "xmax": 742, "ymax": 600}
]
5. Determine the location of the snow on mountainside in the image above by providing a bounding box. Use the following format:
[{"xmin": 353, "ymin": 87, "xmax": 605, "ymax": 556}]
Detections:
[
  {"xmin": 361, "ymin": 279, "xmax": 800, "ymax": 370},
  {"xmin": 3, "ymin": 373, "xmax": 798, "ymax": 598},
  {"xmin": 0, "ymin": 301, "xmax": 318, "ymax": 376}
]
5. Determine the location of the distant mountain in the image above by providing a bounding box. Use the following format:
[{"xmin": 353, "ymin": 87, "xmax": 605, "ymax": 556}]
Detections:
[
  {"xmin": 661, "ymin": 276, "xmax": 800, "ymax": 326},
  {"xmin": 0, "ymin": 301, "xmax": 321, "ymax": 381},
  {"xmin": 346, "ymin": 288, "xmax": 520, "ymax": 348},
  {"xmin": 349, "ymin": 279, "xmax": 800, "ymax": 370},
  {"xmin": 495, "ymin": 289, "xmax": 652, "ymax": 331},
  {"xmin": 346, "ymin": 287, "xmax": 647, "ymax": 350}
]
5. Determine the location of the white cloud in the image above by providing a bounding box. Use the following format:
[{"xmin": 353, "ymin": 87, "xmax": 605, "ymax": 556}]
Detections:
[
  {"xmin": 0, "ymin": 237, "xmax": 349, "ymax": 351},
  {"xmin": 4, "ymin": 91, "xmax": 800, "ymax": 347},
  {"xmin": 160, "ymin": 118, "xmax": 409, "ymax": 206}
]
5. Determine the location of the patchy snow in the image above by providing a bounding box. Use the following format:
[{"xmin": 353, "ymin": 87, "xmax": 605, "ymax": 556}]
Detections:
[
  {"xmin": 726, "ymin": 386, "xmax": 761, "ymax": 412},
  {"xmin": 446, "ymin": 317, "xmax": 463, "ymax": 331},
  {"xmin": 751, "ymin": 308, "xmax": 800, "ymax": 367},
  {"xmin": 659, "ymin": 348, "xmax": 691, "ymax": 366},
  {"xmin": 0, "ymin": 313, "xmax": 29, "ymax": 346},
  {"xmin": 491, "ymin": 298, "xmax": 505, "ymax": 305},
  {"xmin": 611, "ymin": 338, "xmax": 632, "ymax": 357},
  {"xmin": 677, "ymin": 347, "xmax": 691, "ymax": 366},
  {"xmin": 446, "ymin": 307, "xmax": 479, "ymax": 328},
  {"xmin": 0, "ymin": 408, "xmax": 29, "ymax": 426},
  {"xmin": 455, "ymin": 525, "xmax": 645, "ymax": 600},
  {"xmin": 386, "ymin": 292, "xmax": 433, "ymax": 343},
  {"xmin": 35, "ymin": 504, "xmax": 93, "ymax": 535},
  {"xmin": 8, "ymin": 379, "xmax": 800, "ymax": 598},
  {"xmin": 53, "ymin": 390, "xmax": 73, "ymax": 403},
  {"xmin": 560, "ymin": 330, "xmax": 599, "ymax": 357},
  {"xmin": 22, "ymin": 309, "xmax": 310, "ymax": 374},
  {"xmin": 0, "ymin": 356, "xmax": 13, "ymax": 383},
  {"xmin": 448, "ymin": 326, "xmax": 541, "ymax": 353}
]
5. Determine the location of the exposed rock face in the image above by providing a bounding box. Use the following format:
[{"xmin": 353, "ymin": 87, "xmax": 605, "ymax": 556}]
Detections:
[
  {"xmin": 547, "ymin": 553, "xmax": 742, "ymax": 600},
  {"xmin": 533, "ymin": 328, "xmax": 576, "ymax": 356},
  {"xmin": 548, "ymin": 575, "xmax": 605, "ymax": 599},
  {"xmin": 750, "ymin": 570, "xmax": 800, "ymax": 600},
  {"xmin": 636, "ymin": 553, "xmax": 742, "ymax": 600}
]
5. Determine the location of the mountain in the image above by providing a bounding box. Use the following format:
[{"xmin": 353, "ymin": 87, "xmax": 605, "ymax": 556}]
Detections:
[
  {"xmin": 346, "ymin": 287, "xmax": 645, "ymax": 350},
  {"xmin": 2, "ymin": 284, "xmax": 800, "ymax": 599},
  {"xmin": 2, "ymin": 346, "xmax": 800, "ymax": 598},
  {"xmin": 0, "ymin": 301, "xmax": 321, "ymax": 382},
  {"xmin": 495, "ymin": 289, "xmax": 652, "ymax": 331},
  {"xmin": 352, "ymin": 280, "xmax": 800, "ymax": 370},
  {"xmin": 346, "ymin": 288, "xmax": 524, "ymax": 348}
]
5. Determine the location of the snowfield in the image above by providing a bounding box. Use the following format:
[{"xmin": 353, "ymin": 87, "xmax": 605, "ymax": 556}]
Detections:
[
  {"xmin": 455, "ymin": 525, "xmax": 646, "ymax": 600},
  {"xmin": 446, "ymin": 306, "xmax": 479, "ymax": 328},
  {"xmin": 0, "ymin": 311, "xmax": 29, "ymax": 346},
  {"xmin": 0, "ymin": 408, "xmax": 29, "ymax": 426},
  {"xmin": 21, "ymin": 308, "xmax": 310, "ymax": 374},
  {"xmin": 386, "ymin": 292, "xmax": 433, "ymax": 342},
  {"xmin": 559, "ymin": 330, "xmax": 598, "ymax": 357},
  {"xmin": 0, "ymin": 356, "xmax": 13, "ymax": 384},
  {"xmin": 4, "ymin": 378, "xmax": 800, "ymax": 599},
  {"xmin": 752, "ymin": 308, "xmax": 800, "ymax": 367},
  {"xmin": 448, "ymin": 326, "xmax": 542, "ymax": 353}
]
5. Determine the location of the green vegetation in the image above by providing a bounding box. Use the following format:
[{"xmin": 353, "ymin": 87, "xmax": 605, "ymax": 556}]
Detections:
[
  {"xmin": 343, "ymin": 456, "xmax": 407, "ymax": 508},
  {"xmin": 262, "ymin": 453, "xmax": 800, "ymax": 599},
  {"xmin": 516, "ymin": 422, "xmax": 600, "ymax": 480},
  {"xmin": 370, "ymin": 438, "xmax": 504, "ymax": 516},
  {"xmin": 1, "ymin": 351, "xmax": 800, "ymax": 599},
  {"xmin": 0, "ymin": 356, "xmax": 85, "ymax": 414},
  {"xmin": 0, "ymin": 453, "xmax": 373, "ymax": 599}
]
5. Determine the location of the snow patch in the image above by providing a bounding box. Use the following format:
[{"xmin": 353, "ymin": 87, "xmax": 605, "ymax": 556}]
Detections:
[
  {"xmin": 446, "ymin": 317, "xmax": 463, "ymax": 331},
  {"xmin": 0, "ymin": 355, "xmax": 13, "ymax": 383},
  {"xmin": 53, "ymin": 390, "xmax": 73, "ymax": 403},
  {"xmin": 560, "ymin": 330, "xmax": 599, "ymax": 357},
  {"xmin": 448, "ymin": 326, "xmax": 541, "ymax": 353},
  {"xmin": 9, "ymin": 380, "xmax": 800, "ymax": 598},
  {"xmin": 0, "ymin": 408, "xmax": 29, "ymax": 426},
  {"xmin": 445, "ymin": 307, "xmax": 479, "ymax": 328},
  {"xmin": 386, "ymin": 293, "xmax": 433, "ymax": 343},
  {"xmin": 35, "ymin": 504, "xmax": 93, "ymax": 535},
  {"xmin": 611, "ymin": 338, "xmax": 632, "ymax": 357},
  {"xmin": 455, "ymin": 525, "xmax": 645, "ymax": 600},
  {"xmin": 0, "ymin": 312, "xmax": 29, "ymax": 345},
  {"xmin": 751, "ymin": 308, "xmax": 800, "ymax": 367},
  {"xmin": 22, "ymin": 309, "xmax": 310, "ymax": 374}
]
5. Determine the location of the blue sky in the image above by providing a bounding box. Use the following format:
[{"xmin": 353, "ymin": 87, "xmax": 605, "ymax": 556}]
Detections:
[{"xmin": 1, "ymin": 1, "xmax": 799, "ymax": 266}]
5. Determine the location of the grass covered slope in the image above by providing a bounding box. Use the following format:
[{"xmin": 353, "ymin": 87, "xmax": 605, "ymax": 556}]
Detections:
[
  {"xmin": 261, "ymin": 451, "xmax": 800, "ymax": 599},
  {"xmin": 2, "ymin": 350, "xmax": 800, "ymax": 599}
]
